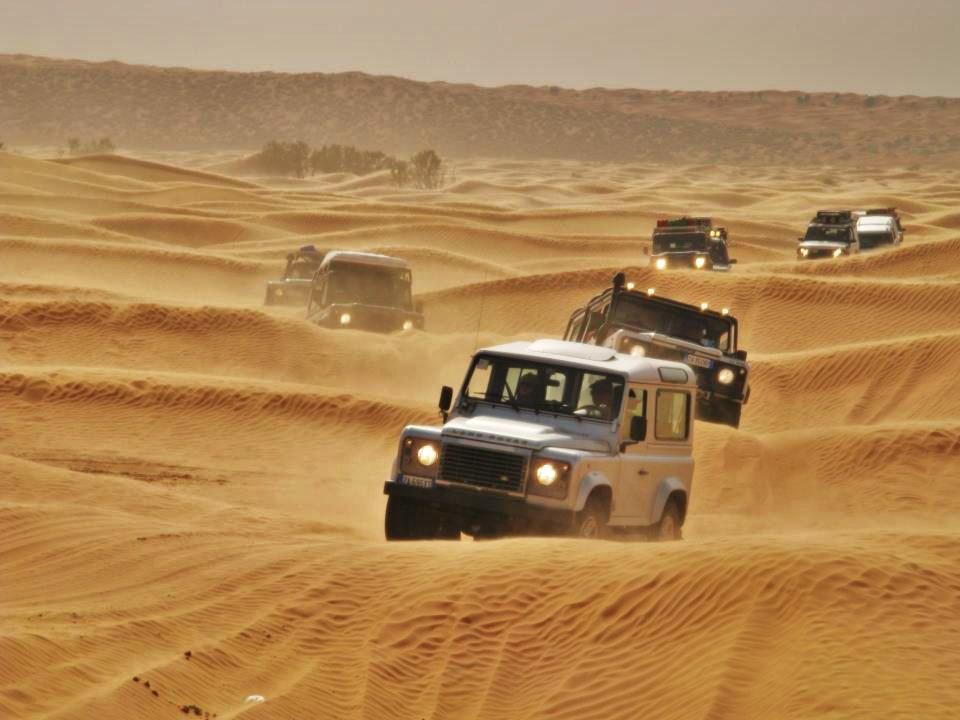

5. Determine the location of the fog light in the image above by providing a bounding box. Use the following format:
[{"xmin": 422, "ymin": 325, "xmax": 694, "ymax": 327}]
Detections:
[
  {"xmin": 535, "ymin": 463, "xmax": 558, "ymax": 486},
  {"xmin": 694, "ymin": 256, "xmax": 706, "ymax": 269},
  {"xmin": 655, "ymin": 258, "xmax": 667, "ymax": 270},
  {"xmin": 416, "ymin": 444, "xmax": 438, "ymax": 467},
  {"xmin": 717, "ymin": 368, "xmax": 735, "ymax": 385},
  {"xmin": 339, "ymin": 312, "xmax": 352, "ymax": 326},
  {"xmin": 799, "ymin": 247, "xmax": 809, "ymax": 258},
  {"xmin": 402, "ymin": 320, "xmax": 414, "ymax": 331},
  {"xmin": 833, "ymin": 247, "xmax": 843, "ymax": 258}
]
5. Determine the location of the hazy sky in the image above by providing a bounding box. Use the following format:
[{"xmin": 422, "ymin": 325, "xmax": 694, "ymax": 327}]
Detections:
[{"xmin": 2, "ymin": 0, "xmax": 958, "ymax": 96}]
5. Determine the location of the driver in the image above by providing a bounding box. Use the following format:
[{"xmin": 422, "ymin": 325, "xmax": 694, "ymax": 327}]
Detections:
[{"xmin": 515, "ymin": 372, "xmax": 541, "ymax": 407}]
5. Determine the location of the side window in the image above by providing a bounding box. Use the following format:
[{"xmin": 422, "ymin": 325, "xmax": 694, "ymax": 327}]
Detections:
[
  {"xmin": 655, "ymin": 390, "xmax": 690, "ymax": 441},
  {"xmin": 467, "ymin": 358, "xmax": 494, "ymax": 400}
]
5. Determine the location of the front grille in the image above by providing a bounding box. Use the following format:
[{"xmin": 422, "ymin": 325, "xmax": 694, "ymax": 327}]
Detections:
[{"xmin": 439, "ymin": 443, "xmax": 527, "ymax": 493}]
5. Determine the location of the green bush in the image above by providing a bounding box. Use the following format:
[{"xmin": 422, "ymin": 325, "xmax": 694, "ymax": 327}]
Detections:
[{"xmin": 66, "ymin": 137, "xmax": 116, "ymax": 155}]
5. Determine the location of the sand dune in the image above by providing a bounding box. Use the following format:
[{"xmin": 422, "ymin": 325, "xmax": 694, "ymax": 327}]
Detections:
[{"xmin": 1, "ymin": 151, "xmax": 959, "ymax": 719}]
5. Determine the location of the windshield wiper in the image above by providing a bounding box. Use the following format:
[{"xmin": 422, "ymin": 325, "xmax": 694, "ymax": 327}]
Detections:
[{"xmin": 501, "ymin": 380, "xmax": 521, "ymax": 414}]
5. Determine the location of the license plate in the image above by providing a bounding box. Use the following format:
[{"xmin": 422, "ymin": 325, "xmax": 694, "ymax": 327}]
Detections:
[
  {"xmin": 684, "ymin": 353, "xmax": 713, "ymax": 369},
  {"xmin": 398, "ymin": 474, "xmax": 435, "ymax": 489}
]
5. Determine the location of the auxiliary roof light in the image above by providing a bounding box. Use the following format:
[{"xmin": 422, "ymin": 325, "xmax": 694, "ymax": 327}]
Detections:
[{"xmin": 700, "ymin": 302, "xmax": 709, "ymax": 311}]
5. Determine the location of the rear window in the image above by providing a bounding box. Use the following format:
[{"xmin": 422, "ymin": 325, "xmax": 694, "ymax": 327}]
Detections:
[{"xmin": 655, "ymin": 390, "xmax": 690, "ymax": 441}]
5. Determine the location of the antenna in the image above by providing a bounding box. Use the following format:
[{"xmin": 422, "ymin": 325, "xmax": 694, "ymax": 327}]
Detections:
[{"xmin": 473, "ymin": 269, "xmax": 488, "ymax": 352}]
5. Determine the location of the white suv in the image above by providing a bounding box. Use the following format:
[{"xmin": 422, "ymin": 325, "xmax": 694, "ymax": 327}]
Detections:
[{"xmin": 383, "ymin": 339, "xmax": 696, "ymax": 541}]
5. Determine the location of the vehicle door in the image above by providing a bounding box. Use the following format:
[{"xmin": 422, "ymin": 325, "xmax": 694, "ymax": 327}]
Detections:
[
  {"xmin": 612, "ymin": 383, "xmax": 655, "ymax": 525},
  {"xmin": 643, "ymin": 384, "xmax": 694, "ymax": 525},
  {"xmin": 306, "ymin": 269, "xmax": 328, "ymax": 318}
]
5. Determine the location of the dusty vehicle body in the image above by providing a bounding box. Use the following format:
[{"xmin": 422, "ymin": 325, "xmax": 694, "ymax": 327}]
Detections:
[
  {"xmin": 563, "ymin": 274, "xmax": 750, "ymax": 428},
  {"xmin": 384, "ymin": 339, "xmax": 696, "ymax": 540},
  {"xmin": 306, "ymin": 251, "xmax": 424, "ymax": 333},
  {"xmin": 797, "ymin": 210, "xmax": 861, "ymax": 259},
  {"xmin": 651, "ymin": 217, "xmax": 736, "ymax": 271},
  {"xmin": 264, "ymin": 245, "xmax": 326, "ymax": 306},
  {"xmin": 857, "ymin": 208, "xmax": 904, "ymax": 249}
]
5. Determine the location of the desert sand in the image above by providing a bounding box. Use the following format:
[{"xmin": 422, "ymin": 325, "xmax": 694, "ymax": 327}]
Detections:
[{"xmin": 2, "ymin": 150, "xmax": 960, "ymax": 719}]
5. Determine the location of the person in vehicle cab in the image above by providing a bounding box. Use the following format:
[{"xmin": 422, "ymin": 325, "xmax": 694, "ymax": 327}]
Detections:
[
  {"xmin": 515, "ymin": 372, "xmax": 542, "ymax": 407},
  {"xmin": 578, "ymin": 377, "xmax": 616, "ymax": 420}
]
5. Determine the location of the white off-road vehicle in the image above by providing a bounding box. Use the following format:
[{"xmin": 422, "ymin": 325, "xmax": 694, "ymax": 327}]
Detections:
[
  {"xmin": 856, "ymin": 207, "xmax": 905, "ymax": 249},
  {"xmin": 383, "ymin": 339, "xmax": 696, "ymax": 541}
]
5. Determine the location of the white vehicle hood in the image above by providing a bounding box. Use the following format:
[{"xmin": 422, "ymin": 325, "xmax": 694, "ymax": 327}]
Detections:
[{"xmin": 442, "ymin": 414, "xmax": 611, "ymax": 453}]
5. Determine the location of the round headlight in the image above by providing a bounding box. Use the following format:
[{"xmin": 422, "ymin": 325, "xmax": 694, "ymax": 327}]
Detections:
[
  {"xmin": 694, "ymin": 256, "xmax": 706, "ymax": 269},
  {"xmin": 402, "ymin": 320, "xmax": 414, "ymax": 331},
  {"xmin": 717, "ymin": 368, "xmax": 735, "ymax": 385},
  {"xmin": 416, "ymin": 444, "xmax": 438, "ymax": 467},
  {"xmin": 799, "ymin": 247, "xmax": 809, "ymax": 257},
  {"xmin": 833, "ymin": 247, "xmax": 843, "ymax": 258},
  {"xmin": 339, "ymin": 312, "xmax": 352, "ymax": 326},
  {"xmin": 629, "ymin": 343, "xmax": 646, "ymax": 357},
  {"xmin": 535, "ymin": 463, "xmax": 558, "ymax": 486},
  {"xmin": 655, "ymin": 258, "xmax": 667, "ymax": 270}
]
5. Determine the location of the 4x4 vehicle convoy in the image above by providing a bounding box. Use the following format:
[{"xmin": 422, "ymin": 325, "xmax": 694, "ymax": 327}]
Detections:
[
  {"xmin": 564, "ymin": 273, "xmax": 750, "ymax": 428},
  {"xmin": 797, "ymin": 210, "xmax": 860, "ymax": 259},
  {"xmin": 856, "ymin": 207, "xmax": 904, "ymax": 249},
  {"xmin": 384, "ymin": 339, "xmax": 695, "ymax": 541},
  {"xmin": 306, "ymin": 251, "xmax": 424, "ymax": 332},
  {"xmin": 651, "ymin": 217, "xmax": 736, "ymax": 271},
  {"xmin": 264, "ymin": 245, "xmax": 326, "ymax": 305}
]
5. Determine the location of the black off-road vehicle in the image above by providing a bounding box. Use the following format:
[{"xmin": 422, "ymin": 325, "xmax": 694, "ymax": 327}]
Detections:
[
  {"xmin": 564, "ymin": 273, "xmax": 750, "ymax": 428},
  {"xmin": 651, "ymin": 217, "xmax": 736, "ymax": 271}
]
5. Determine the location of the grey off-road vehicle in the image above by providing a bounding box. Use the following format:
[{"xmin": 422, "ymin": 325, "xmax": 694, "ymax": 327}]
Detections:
[
  {"xmin": 564, "ymin": 273, "xmax": 750, "ymax": 428},
  {"xmin": 264, "ymin": 245, "xmax": 326, "ymax": 306}
]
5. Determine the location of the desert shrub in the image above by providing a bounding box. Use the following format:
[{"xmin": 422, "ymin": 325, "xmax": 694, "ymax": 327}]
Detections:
[
  {"xmin": 796, "ymin": 94, "xmax": 811, "ymax": 105},
  {"xmin": 0, "ymin": 141, "xmax": 5, "ymax": 151},
  {"xmin": 66, "ymin": 137, "xmax": 116, "ymax": 155},
  {"xmin": 390, "ymin": 160, "xmax": 409, "ymax": 188},
  {"xmin": 409, "ymin": 149, "xmax": 445, "ymax": 190},
  {"xmin": 309, "ymin": 144, "xmax": 394, "ymax": 175},
  {"xmin": 864, "ymin": 96, "xmax": 877, "ymax": 108},
  {"xmin": 248, "ymin": 140, "xmax": 311, "ymax": 177}
]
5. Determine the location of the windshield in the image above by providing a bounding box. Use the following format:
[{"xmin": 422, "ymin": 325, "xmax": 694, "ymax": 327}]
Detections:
[
  {"xmin": 611, "ymin": 296, "xmax": 733, "ymax": 352},
  {"xmin": 327, "ymin": 263, "xmax": 412, "ymax": 309},
  {"xmin": 462, "ymin": 354, "xmax": 625, "ymax": 421},
  {"xmin": 286, "ymin": 258, "xmax": 321, "ymax": 280},
  {"xmin": 858, "ymin": 231, "xmax": 893, "ymax": 249},
  {"xmin": 803, "ymin": 225, "xmax": 852, "ymax": 244},
  {"xmin": 653, "ymin": 232, "xmax": 708, "ymax": 253}
]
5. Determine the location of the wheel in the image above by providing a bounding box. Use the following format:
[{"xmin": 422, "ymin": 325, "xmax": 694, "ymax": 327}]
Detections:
[
  {"xmin": 574, "ymin": 496, "xmax": 608, "ymax": 539},
  {"xmin": 652, "ymin": 498, "xmax": 682, "ymax": 542},
  {"xmin": 384, "ymin": 496, "xmax": 459, "ymax": 541}
]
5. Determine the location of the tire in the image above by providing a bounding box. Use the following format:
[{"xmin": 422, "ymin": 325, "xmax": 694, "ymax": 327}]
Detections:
[
  {"xmin": 573, "ymin": 496, "xmax": 608, "ymax": 539},
  {"xmin": 652, "ymin": 498, "xmax": 683, "ymax": 542},
  {"xmin": 384, "ymin": 496, "xmax": 459, "ymax": 541}
]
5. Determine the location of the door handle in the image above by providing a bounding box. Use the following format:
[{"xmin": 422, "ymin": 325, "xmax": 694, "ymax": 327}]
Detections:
[{"xmin": 636, "ymin": 469, "xmax": 649, "ymax": 476}]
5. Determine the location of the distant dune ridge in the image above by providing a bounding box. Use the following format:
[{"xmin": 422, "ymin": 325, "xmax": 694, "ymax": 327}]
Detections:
[
  {"xmin": 2, "ymin": 54, "xmax": 960, "ymax": 165},
  {"xmin": 3, "ymin": 146, "xmax": 960, "ymax": 718}
]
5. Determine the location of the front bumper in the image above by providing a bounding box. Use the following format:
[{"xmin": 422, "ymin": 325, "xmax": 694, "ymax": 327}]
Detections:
[
  {"xmin": 653, "ymin": 253, "xmax": 712, "ymax": 270},
  {"xmin": 383, "ymin": 480, "xmax": 574, "ymax": 530},
  {"xmin": 309, "ymin": 304, "xmax": 424, "ymax": 333}
]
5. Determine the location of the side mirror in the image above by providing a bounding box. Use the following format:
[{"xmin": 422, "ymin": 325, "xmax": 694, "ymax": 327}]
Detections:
[
  {"xmin": 643, "ymin": 245, "xmax": 650, "ymax": 256},
  {"xmin": 734, "ymin": 350, "xmax": 748, "ymax": 361},
  {"xmin": 728, "ymin": 258, "xmax": 738, "ymax": 264},
  {"xmin": 439, "ymin": 385, "xmax": 453, "ymax": 421},
  {"xmin": 630, "ymin": 415, "xmax": 647, "ymax": 442},
  {"xmin": 415, "ymin": 300, "xmax": 424, "ymax": 314}
]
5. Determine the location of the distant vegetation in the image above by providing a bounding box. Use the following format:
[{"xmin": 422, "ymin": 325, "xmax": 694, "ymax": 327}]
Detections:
[
  {"xmin": 0, "ymin": 141, "xmax": 5, "ymax": 151},
  {"xmin": 244, "ymin": 140, "xmax": 447, "ymax": 189},
  {"xmin": 66, "ymin": 137, "xmax": 116, "ymax": 155}
]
